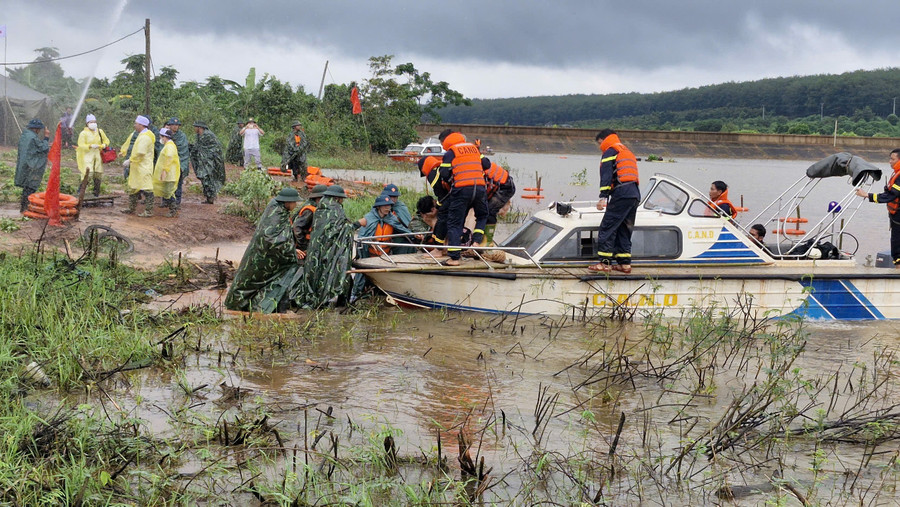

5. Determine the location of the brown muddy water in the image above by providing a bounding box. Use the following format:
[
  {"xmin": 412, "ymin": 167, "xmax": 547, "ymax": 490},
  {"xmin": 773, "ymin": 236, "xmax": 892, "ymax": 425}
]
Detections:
[{"xmin": 32, "ymin": 291, "xmax": 900, "ymax": 504}]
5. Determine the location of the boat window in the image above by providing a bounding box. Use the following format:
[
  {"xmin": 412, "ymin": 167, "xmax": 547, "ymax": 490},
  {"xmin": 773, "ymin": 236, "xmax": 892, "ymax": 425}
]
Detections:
[
  {"xmin": 688, "ymin": 199, "xmax": 718, "ymax": 217},
  {"xmin": 544, "ymin": 226, "xmax": 681, "ymax": 260},
  {"xmin": 423, "ymin": 146, "xmax": 442, "ymax": 154},
  {"xmin": 642, "ymin": 180, "xmax": 688, "ymax": 215},
  {"xmin": 500, "ymin": 219, "xmax": 561, "ymax": 257},
  {"xmin": 639, "ymin": 178, "xmax": 657, "ymax": 206}
]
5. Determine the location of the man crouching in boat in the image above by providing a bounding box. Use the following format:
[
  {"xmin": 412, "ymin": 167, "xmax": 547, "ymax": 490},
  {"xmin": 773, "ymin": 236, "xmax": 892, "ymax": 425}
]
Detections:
[
  {"xmin": 856, "ymin": 147, "xmax": 900, "ymax": 268},
  {"xmin": 588, "ymin": 129, "xmax": 640, "ymax": 274}
]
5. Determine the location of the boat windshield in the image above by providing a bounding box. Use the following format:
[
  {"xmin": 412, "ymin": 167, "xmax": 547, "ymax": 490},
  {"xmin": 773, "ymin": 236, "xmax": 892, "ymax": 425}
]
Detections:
[
  {"xmin": 643, "ymin": 180, "xmax": 689, "ymax": 214},
  {"xmin": 500, "ymin": 219, "xmax": 560, "ymax": 257}
]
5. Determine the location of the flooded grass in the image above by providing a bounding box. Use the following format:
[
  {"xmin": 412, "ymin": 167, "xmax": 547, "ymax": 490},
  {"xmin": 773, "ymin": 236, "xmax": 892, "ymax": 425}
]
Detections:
[{"xmin": 4, "ymin": 243, "xmax": 900, "ymax": 504}]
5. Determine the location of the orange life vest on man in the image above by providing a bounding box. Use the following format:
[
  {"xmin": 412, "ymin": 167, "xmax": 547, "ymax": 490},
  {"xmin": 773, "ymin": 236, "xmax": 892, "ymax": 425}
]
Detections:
[
  {"xmin": 599, "ymin": 133, "xmax": 638, "ymax": 186},
  {"xmin": 369, "ymin": 221, "xmax": 395, "ymax": 256},
  {"xmin": 296, "ymin": 204, "xmax": 316, "ymax": 239},
  {"xmin": 887, "ymin": 160, "xmax": 900, "ymax": 215},
  {"xmin": 712, "ymin": 189, "xmax": 738, "ymax": 219},
  {"xmin": 442, "ymin": 132, "xmax": 485, "ymax": 188},
  {"xmin": 484, "ymin": 162, "xmax": 509, "ymax": 198}
]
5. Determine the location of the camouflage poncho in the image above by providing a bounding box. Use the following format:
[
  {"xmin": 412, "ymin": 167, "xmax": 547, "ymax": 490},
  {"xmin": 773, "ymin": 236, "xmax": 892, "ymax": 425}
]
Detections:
[
  {"xmin": 224, "ymin": 199, "xmax": 300, "ymax": 313},
  {"xmin": 14, "ymin": 129, "xmax": 49, "ymax": 190},
  {"xmin": 226, "ymin": 126, "xmax": 243, "ymax": 165},
  {"xmin": 190, "ymin": 128, "xmax": 226, "ymax": 199},
  {"xmin": 293, "ymin": 196, "xmax": 354, "ymax": 308}
]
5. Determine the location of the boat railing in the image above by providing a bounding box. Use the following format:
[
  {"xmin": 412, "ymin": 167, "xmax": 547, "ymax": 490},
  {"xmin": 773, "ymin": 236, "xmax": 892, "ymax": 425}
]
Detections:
[{"xmin": 354, "ymin": 232, "xmax": 542, "ymax": 269}]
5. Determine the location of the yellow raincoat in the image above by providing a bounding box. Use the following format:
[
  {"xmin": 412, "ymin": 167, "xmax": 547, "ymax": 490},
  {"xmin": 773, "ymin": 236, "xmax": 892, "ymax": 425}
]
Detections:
[
  {"xmin": 76, "ymin": 127, "xmax": 109, "ymax": 178},
  {"xmin": 152, "ymin": 139, "xmax": 181, "ymax": 198},
  {"xmin": 127, "ymin": 129, "xmax": 155, "ymax": 193}
]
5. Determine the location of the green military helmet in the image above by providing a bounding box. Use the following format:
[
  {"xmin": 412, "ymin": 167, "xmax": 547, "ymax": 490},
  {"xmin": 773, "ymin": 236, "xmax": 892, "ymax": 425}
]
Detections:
[
  {"xmin": 274, "ymin": 187, "xmax": 302, "ymax": 202},
  {"xmin": 372, "ymin": 195, "xmax": 393, "ymax": 208},
  {"xmin": 309, "ymin": 184, "xmax": 328, "ymax": 198},
  {"xmin": 323, "ymin": 185, "xmax": 347, "ymax": 198}
]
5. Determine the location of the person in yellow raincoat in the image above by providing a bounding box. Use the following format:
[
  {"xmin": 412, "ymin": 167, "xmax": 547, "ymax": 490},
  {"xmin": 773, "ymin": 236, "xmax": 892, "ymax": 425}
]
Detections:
[
  {"xmin": 152, "ymin": 128, "xmax": 181, "ymax": 217},
  {"xmin": 121, "ymin": 115, "xmax": 155, "ymax": 217},
  {"xmin": 75, "ymin": 114, "xmax": 110, "ymax": 197}
]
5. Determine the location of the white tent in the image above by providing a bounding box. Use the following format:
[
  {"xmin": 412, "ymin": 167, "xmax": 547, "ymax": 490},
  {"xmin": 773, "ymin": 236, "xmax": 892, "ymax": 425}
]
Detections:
[{"xmin": 0, "ymin": 74, "xmax": 54, "ymax": 146}]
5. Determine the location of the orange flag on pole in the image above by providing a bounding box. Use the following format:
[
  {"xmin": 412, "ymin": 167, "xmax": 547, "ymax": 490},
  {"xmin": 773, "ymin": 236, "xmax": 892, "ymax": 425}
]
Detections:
[
  {"xmin": 351, "ymin": 86, "xmax": 362, "ymax": 115},
  {"xmin": 45, "ymin": 122, "xmax": 63, "ymax": 226}
]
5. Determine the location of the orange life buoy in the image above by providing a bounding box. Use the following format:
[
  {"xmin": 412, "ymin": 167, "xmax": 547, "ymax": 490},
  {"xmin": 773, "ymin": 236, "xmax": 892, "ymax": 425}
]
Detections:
[
  {"xmin": 522, "ymin": 187, "xmax": 543, "ymax": 192},
  {"xmin": 779, "ymin": 217, "xmax": 808, "ymax": 224},
  {"xmin": 23, "ymin": 210, "xmax": 75, "ymax": 221},
  {"xmin": 521, "ymin": 195, "xmax": 545, "ymax": 199},
  {"xmin": 28, "ymin": 204, "xmax": 78, "ymax": 216},
  {"xmin": 28, "ymin": 192, "xmax": 78, "ymax": 208}
]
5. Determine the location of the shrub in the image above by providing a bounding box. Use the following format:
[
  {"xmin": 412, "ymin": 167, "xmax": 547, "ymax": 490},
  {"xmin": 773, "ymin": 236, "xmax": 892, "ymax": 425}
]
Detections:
[{"xmin": 222, "ymin": 169, "xmax": 281, "ymax": 221}]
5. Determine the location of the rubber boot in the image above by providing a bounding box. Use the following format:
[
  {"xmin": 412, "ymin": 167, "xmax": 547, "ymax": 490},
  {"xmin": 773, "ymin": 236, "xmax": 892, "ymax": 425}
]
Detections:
[
  {"xmin": 92, "ymin": 176, "xmax": 101, "ymax": 197},
  {"xmin": 137, "ymin": 192, "xmax": 154, "ymax": 217},
  {"xmin": 166, "ymin": 198, "xmax": 178, "ymax": 217},
  {"xmin": 484, "ymin": 224, "xmax": 497, "ymax": 246},
  {"xmin": 121, "ymin": 192, "xmax": 139, "ymax": 214}
]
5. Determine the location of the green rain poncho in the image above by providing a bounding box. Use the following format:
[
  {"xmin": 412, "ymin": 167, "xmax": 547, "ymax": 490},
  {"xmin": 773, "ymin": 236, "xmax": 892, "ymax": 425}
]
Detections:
[
  {"xmin": 225, "ymin": 198, "xmax": 301, "ymax": 313},
  {"xmin": 14, "ymin": 129, "xmax": 49, "ymax": 190},
  {"xmin": 294, "ymin": 196, "xmax": 354, "ymax": 308},
  {"xmin": 226, "ymin": 125, "xmax": 243, "ymax": 165},
  {"xmin": 190, "ymin": 128, "xmax": 226, "ymax": 199},
  {"xmin": 281, "ymin": 130, "xmax": 309, "ymax": 167}
]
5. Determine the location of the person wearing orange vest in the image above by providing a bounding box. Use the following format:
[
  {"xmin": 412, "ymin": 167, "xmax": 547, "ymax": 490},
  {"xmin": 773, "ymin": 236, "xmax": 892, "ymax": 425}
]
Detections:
[
  {"xmin": 291, "ymin": 184, "xmax": 327, "ymax": 261},
  {"xmin": 708, "ymin": 180, "xmax": 738, "ymax": 219},
  {"xmin": 351, "ymin": 194, "xmax": 414, "ymax": 300},
  {"xmin": 588, "ymin": 129, "xmax": 641, "ymax": 274},
  {"xmin": 438, "ymin": 129, "xmax": 490, "ymax": 266},
  {"xmin": 857, "ymin": 147, "xmax": 900, "ymax": 267},
  {"xmin": 483, "ymin": 161, "xmax": 516, "ymax": 244},
  {"xmin": 418, "ymin": 155, "xmax": 451, "ymax": 253},
  {"xmin": 281, "ymin": 121, "xmax": 309, "ymax": 181}
]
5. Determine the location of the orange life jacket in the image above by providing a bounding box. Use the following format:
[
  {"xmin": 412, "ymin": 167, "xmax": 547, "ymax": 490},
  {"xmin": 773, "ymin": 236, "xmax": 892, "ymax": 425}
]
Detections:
[
  {"xmin": 297, "ymin": 205, "xmax": 316, "ymax": 239},
  {"xmin": 294, "ymin": 134, "xmax": 302, "ymax": 145},
  {"xmin": 448, "ymin": 142, "xmax": 485, "ymax": 188},
  {"xmin": 599, "ymin": 133, "xmax": 638, "ymax": 186},
  {"xmin": 711, "ymin": 189, "xmax": 738, "ymax": 219},
  {"xmin": 368, "ymin": 221, "xmax": 394, "ymax": 256},
  {"xmin": 887, "ymin": 161, "xmax": 900, "ymax": 215},
  {"xmin": 484, "ymin": 162, "xmax": 509, "ymax": 198}
]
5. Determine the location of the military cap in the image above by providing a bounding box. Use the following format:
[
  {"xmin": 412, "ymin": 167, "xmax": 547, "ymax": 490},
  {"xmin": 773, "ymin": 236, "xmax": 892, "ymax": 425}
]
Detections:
[
  {"xmin": 274, "ymin": 187, "xmax": 302, "ymax": 202},
  {"xmin": 193, "ymin": 121, "xmax": 209, "ymax": 129},
  {"xmin": 309, "ymin": 184, "xmax": 328, "ymax": 198},
  {"xmin": 291, "ymin": 120, "xmax": 302, "ymax": 128},
  {"xmin": 165, "ymin": 117, "xmax": 181, "ymax": 126},
  {"xmin": 323, "ymin": 185, "xmax": 348, "ymax": 198},
  {"xmin": 373, "ymin": 195, "xmax": 393, "ymax": 208},
  {"xmin": 382, "ymin": 183, "xmax": 401, "ymax": 197},
  {"xmin": 26, "ymin": 119, "xmax": 44, "ymax": 129}
]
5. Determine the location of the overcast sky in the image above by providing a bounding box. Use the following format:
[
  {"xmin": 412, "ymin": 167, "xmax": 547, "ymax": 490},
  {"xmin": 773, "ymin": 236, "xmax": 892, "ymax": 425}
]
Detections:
[{"xmin": 4, "ymin": 1, "xmax": 899, "ymax": 100}]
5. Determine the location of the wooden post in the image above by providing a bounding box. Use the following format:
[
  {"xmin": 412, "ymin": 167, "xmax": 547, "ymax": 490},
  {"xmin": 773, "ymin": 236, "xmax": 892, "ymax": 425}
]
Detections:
[{"xmin": 144, "ymin": 18, "xmax": 151, "ymax": 116}]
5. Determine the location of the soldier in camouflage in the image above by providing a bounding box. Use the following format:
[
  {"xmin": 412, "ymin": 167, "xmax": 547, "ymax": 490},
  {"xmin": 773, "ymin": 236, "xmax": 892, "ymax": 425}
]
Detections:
[
  {"xmin": 15, "ymin": 119, "xmax": 50, "ymax": 212},
  {"xmin": 224, "ymin": 187, "xmax": 304, "ymax": 313},
  {"xmin": 189, "ymin": 121, "xmax": 226, "ymax": 204},
  {"xmin": 164, "ymin": 117, "xmax": 191, "ymax": 207},
  {"xmin": 226, "ymin": 121, "xmax": 245, "ymax": 166},
  {"xmin": 294, "ymin": 185, "xmax": 354, "ymax": 308},
  {"xmin": 281, "ymin": 121, "xmax": 309, "ymax": 181}
]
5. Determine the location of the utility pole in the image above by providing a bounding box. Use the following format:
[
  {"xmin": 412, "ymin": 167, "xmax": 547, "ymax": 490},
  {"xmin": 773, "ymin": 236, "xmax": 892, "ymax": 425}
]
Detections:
[
  {"xmin": 144, "ymin": 18, "xmax": 151, "ymax": 116},
  {"xmin": 317, "ymin": 60, "xmax": 329, "ymax": 101},
  {"xmin": 820, "ymin": 102, "xmax": 824, "ymax": 121},
  {"xmin": 762, "ymin": 106, "xmax": 765, "ymax": 120},
  {"xmin": 893, "ymin": 97, "xmax": 897, "ymax": 116}
]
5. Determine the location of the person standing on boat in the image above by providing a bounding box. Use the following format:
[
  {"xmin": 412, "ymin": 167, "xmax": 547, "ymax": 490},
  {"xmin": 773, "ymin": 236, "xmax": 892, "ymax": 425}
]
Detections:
[
  {"xmin": 856, "ymin": 148, "xmax": 900, "ymax": 268},
  {"xmin": 437, "ymin": 130, "xmax": 490, "ymax": 266},
  {"xmin": 709, "ymin": 180, "xmax": 737, "ymax": 219},
  {"xmin": 483, "ymin": 161, "xmax": 516, "ymax": 245},
  {"xmin": 282, "ymin": 121, "xmax": 310, "ymax": 181},
  {"xmin": 418, "ymin": 155, "xmax": 451, "ymax": 254},
  {"xmin": 588, "ymin": 129, "xmax": 640, "ymax": 274}
]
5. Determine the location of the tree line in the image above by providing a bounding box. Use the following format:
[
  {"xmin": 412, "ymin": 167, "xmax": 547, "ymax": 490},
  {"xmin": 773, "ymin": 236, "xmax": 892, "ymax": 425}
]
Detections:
[
  {"xmin": 7, "ymin": 50, "xmax": 470, "ymax": 154},
  {"xmin": 438, "ymin": 68, "xmax": 900, "ymax": 137}
]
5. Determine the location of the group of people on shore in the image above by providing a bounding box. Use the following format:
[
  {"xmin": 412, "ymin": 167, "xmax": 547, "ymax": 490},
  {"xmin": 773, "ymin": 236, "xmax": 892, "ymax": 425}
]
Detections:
[{"xmin": 225, "ymin": 118, "xmax": 310, "ymax": 181}]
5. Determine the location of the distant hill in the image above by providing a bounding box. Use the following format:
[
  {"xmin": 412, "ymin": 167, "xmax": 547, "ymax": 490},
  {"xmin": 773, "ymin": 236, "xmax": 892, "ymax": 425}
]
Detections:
[{"xmin": 437, "ymin": 68, "xmax": 900, "ymax": 137}]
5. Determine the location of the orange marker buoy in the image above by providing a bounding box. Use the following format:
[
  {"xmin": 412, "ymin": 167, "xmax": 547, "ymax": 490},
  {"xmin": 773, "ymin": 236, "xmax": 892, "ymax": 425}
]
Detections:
[
  {"xmin": 779, "ymin": 217, "xmax": 808, "ymax": 224},
  {"xmin": 522, "ymin": 187, "xmax": 543, "ymax": 192},
  {"xmin": 784, "ymin": 229, "xmax": 807, "ymax": 236},
  {"xmin": 521, "ymin": 195, "xmax": 545, "ymax": 199}
]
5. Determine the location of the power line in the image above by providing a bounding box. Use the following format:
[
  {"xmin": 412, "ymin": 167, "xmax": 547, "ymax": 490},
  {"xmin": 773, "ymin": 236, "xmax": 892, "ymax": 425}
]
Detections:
[{"xmin": 0, "ymin": 26, "xmax": 145, "ymax": 66}]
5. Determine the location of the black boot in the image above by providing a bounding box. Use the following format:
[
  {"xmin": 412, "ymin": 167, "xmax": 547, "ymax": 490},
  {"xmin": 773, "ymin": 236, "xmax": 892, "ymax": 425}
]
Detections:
[{"xmin": 92, "ymin": 177, "xmax": 101, "ymax": 197}]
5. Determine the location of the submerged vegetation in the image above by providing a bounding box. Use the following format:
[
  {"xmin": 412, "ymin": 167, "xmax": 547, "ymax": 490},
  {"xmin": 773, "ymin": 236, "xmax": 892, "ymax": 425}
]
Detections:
[{"xmin": 3, "ymin": 241, "xmax": 900, "ymax": 504}]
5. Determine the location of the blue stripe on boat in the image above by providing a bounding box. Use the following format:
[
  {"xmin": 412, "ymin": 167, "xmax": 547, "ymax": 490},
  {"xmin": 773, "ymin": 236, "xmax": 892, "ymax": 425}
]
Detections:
[{"xmin": 789, "ymin": 279, "xmax": 881, "ymax": 320}]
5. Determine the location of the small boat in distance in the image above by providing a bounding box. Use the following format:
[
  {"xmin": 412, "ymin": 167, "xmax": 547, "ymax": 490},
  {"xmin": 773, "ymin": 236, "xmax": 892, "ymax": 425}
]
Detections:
[{"xmin": 386, "ymin": 137, "xmax": 444, "ymax": 163}]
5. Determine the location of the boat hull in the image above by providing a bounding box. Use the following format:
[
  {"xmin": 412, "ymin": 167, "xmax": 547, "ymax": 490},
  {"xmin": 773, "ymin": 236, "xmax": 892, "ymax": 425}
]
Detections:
[{"xmin": 359, "ymin": 263, "xmax": 900, "ymax": 320}]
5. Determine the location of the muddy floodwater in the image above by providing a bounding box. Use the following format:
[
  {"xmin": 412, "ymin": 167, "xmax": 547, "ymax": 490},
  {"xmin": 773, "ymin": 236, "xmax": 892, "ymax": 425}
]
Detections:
[{"xmin": 39, "ymin": 289, "xmax": 900, "ymax": 504}]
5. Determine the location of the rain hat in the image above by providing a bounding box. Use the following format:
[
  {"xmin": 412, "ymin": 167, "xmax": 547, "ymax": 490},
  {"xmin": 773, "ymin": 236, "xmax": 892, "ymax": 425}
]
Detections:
[
  {"xmin": 274, "ymin": 187, "xmax": 302, "ymax": 202},
  {"xmin": 323, "ymin": 185, "xmax": 348, "ymax": 198},
  {"xmin": 193, "ymin": 121, "xmax": 209, "ymax": 129},
  {"xmin": 291, "ymin": 120, "xmax": 302, "ymax": 128},
  {"xmin": 382, "ymin": 183, "xmax": 401, "ymax": 197},
  {"xmin": 309, "ymin": 184, "xmax": 328, "ymax": 198},
  {"xmin": 165, "ymin": 117, "xmax": 181, "ymax": 126},
  {"xmin": 85, "ymin": 114, "xmax": 96, "ymax": 123},
  {"xmin": 159, "ymin": 128, "xmax": 173, "ymax": 138},
  {"xmin": 135, "ymin": 115, "xmax": 150, "ymax": 126},
  {"xmin": 26, "ymin": 119, "xmax": 44, "ymax": 130},
  {"xmin": 373, "ymin": 195, "xmax": 393, "ymax": 208}
]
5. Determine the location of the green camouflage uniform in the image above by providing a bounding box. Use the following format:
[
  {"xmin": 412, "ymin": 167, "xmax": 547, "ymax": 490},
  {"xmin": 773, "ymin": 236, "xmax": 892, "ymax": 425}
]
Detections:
[
  {"xmin": 189, "ymin": 128, "xmax": 226, "ymax": 202},
  {"xmin": 170, "ymin": 129, "xmax": 191, "ymax": 206},
  {"xmin": 293, "ymin": 196, "xmax": 354, "ymax": 308},
  {"xmin": 281, "ymin": 129, "xmax": 309, "ymax": 180},
  {"xmin": 226, "ymin": 126, "xmax": 243, "ymax": 165},
  {"xmin": 290, "ymin": 198, "xmax": 317, "ymax": 254},
  {"xmin": 224, "ymin": 198, "xmax": 300, "ymax": 313},
  {"xmin": 15, "ymin": 129, "xmax": 50, "ymax": 212}
]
